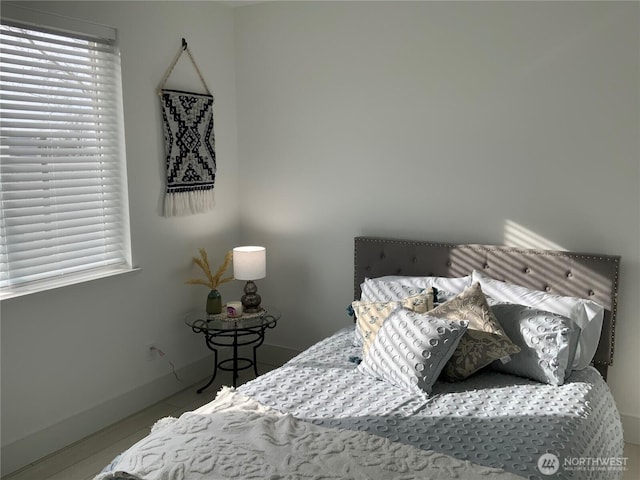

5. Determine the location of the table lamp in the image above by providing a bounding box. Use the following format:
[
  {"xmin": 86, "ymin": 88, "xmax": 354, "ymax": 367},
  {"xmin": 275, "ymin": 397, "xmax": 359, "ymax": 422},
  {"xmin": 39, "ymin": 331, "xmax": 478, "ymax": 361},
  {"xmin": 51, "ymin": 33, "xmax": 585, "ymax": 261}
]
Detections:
[{"xmin": 233, "ymin": 246, "xmax": 266, "ymax": 313}]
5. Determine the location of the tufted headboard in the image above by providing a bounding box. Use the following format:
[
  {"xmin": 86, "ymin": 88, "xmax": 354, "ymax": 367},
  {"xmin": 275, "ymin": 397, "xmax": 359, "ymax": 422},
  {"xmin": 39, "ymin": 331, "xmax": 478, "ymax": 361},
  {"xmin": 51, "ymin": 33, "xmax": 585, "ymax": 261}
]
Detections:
[{"xmin": 353, "ymin": 236, "xmax": 621, "ymax": 380}]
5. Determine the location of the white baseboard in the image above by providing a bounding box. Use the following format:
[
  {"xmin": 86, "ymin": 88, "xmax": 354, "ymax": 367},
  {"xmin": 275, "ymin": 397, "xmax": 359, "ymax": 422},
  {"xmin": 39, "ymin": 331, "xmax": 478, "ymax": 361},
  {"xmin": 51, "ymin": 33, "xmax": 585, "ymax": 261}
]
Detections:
[
  {"xmin": 1, "ymin": 355, "xmax": 213, "ymax": 476},
  {"xmin": 622, "ymin": 413, "xmax": 640, "ymax": 445}
]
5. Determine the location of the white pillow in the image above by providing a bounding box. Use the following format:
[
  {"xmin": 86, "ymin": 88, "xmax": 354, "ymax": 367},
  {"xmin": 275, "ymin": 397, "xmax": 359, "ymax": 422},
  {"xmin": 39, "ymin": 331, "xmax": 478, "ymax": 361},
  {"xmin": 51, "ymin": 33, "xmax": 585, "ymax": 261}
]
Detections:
[
  {"xmin": 472, "ymin": 270, "xmax": 605, "ymax": 370},
  {"xmin": 359, "ymin": 279, "xmax": 425, "ymax": 303},
  {"xmin": 357, "ymin": 309, "xmax": 468, "ymax": 396},
  {"xmin": 361, "ymin": 275, "xmax": 472, "ymax": 303}
]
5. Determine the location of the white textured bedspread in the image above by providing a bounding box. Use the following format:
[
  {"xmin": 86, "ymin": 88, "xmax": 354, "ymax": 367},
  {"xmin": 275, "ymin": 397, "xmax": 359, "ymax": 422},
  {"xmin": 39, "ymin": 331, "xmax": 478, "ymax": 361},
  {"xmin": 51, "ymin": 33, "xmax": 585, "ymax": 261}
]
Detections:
[
  {"xmin": 96, "ymin": 387, "xmax": 524, "ymax": 480},
  {"xmin": 239, "ymin": 327, "xmax": 624, "ymax": 480}
]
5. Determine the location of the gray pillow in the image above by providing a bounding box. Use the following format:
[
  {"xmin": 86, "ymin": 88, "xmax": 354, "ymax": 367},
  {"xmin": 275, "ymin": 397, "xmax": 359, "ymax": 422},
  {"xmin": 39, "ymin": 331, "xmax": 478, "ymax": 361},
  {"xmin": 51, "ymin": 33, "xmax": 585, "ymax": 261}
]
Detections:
[
  {"xmin": 358, "ymin": 309, "xmax": 468, "ymax": 396},
  {"xmin": 491, "ymin": 303, "xmax": 581, "ymax": 385}
]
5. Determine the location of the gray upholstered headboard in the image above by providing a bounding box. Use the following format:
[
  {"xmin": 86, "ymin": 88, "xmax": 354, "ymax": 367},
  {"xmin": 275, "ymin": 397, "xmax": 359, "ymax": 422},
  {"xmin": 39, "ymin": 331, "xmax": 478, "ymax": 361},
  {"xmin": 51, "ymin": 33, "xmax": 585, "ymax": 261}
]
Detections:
[{"xmin": 354, "ymin": 236, "xmax": 621, "ymax": 380}]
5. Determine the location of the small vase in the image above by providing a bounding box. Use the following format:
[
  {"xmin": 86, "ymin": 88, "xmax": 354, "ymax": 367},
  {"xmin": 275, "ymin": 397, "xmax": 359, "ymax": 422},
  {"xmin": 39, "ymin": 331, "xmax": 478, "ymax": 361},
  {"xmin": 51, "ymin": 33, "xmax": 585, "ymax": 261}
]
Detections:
[{"xmin": 206, "ymin": 289, "xmax": 222, "ymax": 315}]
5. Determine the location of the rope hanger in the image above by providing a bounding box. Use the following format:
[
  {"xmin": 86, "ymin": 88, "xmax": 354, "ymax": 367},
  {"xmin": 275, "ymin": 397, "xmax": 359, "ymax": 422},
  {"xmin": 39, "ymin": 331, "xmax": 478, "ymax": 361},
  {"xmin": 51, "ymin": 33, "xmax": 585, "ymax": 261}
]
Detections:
[{"xmin": 157, "ymin": 37, "xmax": 211, "ymax": 96}]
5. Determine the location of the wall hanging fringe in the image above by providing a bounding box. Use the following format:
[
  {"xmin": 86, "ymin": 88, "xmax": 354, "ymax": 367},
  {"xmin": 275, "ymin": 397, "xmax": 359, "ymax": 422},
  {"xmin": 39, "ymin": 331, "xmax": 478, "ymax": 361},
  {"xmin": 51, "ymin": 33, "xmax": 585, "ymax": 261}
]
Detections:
[{"xmin": 158, "ymin": 38, "xmax": 216, "ymax": 217}]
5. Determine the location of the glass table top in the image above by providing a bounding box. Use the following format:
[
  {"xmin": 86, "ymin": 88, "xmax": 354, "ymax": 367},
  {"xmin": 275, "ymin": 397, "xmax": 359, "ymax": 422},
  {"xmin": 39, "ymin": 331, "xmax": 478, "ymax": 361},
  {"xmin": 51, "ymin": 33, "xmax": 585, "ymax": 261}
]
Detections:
[{"xmin": 184, "ymin": 306, "xmax": 280, "ymax": 332}]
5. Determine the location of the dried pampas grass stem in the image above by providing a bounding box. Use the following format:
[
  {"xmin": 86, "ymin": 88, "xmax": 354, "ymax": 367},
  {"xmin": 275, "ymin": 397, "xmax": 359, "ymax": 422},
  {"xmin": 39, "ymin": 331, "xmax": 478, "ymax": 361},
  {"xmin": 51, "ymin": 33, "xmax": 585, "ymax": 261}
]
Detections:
[{"xmin": 186, "ymin": 248, "xmax": 234, "ymax": 290}]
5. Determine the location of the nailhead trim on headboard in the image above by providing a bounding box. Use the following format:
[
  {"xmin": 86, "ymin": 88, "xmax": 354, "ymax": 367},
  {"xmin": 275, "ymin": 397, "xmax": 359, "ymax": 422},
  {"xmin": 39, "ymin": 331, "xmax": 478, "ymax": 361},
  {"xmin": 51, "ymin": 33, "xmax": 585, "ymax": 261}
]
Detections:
[{"xmin": 354, "ymin": 237, "xmax": 621, "ymax": 377}]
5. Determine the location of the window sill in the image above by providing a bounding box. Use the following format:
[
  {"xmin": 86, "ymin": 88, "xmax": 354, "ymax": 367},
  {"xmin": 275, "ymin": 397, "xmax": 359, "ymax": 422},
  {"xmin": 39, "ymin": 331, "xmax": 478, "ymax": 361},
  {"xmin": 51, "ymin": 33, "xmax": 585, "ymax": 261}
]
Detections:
[{"xmin": 0, "ymin": 266, "xmax": 142, "ymax": 301}]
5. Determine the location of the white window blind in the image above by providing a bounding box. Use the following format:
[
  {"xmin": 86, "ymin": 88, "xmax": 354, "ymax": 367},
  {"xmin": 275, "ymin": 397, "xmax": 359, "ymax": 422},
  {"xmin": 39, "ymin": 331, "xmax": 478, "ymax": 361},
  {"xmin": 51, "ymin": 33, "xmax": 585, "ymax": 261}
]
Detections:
[{"xmin": 0, "ymin": 9, "xmax": 131, "ymax": 297}]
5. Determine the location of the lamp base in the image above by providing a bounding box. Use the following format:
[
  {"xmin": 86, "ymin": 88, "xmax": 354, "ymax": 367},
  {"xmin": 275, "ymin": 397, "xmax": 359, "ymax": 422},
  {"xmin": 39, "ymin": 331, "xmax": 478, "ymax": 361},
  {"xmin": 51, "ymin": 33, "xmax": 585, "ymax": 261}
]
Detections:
[{"xmin": 241, "ymin": 280, "xmax": 262, "ymax": 313}]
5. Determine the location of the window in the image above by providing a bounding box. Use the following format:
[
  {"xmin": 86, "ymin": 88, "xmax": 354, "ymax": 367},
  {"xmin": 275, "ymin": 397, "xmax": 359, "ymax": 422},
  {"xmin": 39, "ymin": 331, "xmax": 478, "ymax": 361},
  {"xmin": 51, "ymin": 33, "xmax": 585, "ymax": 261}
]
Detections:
[{"xmin": 0, "ymin": 6, "xmax": 131, "ymax": 298}]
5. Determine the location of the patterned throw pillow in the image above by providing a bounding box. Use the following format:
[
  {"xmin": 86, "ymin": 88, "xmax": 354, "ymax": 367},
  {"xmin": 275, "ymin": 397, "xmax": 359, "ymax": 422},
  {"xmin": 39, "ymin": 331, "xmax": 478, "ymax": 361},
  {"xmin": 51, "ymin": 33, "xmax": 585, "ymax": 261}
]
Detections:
[
  {"xmin": 353, "ymin": 282, "xmax": 430, "ymax": 349},
  {"xmin": 490, "ymin": 303, "xmax": 581, "ymax": 385},
  {"xmin": 353, "ymin": 293, "xmax": 433, "ymax": 357},
  {"xmin": 429, "ymin": 282, "xmax": 521, "ymax": 381},
  {"xmin": 358, "ymin": 309, "xmax": 468, "ymax": 395}
]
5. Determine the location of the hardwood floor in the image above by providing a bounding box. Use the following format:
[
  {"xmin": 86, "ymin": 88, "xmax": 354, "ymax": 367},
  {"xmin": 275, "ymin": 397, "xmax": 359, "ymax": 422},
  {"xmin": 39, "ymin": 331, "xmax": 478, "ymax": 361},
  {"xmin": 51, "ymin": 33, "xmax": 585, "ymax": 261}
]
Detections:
[{"xmin": 4, "ymin": 367, "xmax": 639, "ymax": 480}]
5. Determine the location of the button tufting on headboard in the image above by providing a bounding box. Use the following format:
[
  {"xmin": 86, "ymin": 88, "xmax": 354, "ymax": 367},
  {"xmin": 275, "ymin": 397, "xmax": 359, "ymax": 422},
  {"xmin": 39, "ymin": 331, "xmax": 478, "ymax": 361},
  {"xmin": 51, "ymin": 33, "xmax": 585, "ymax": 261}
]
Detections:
[{"xmin": 354, "ymin": 236, "xmax": 621, "ymax": 379}]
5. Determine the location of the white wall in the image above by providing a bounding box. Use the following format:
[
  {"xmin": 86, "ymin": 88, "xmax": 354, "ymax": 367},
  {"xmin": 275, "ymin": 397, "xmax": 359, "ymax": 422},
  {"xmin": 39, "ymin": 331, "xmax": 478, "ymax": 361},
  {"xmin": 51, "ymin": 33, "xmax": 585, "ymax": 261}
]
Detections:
[
  {"xmin": 234, "ymin": 0, "xmax": 639, "ymax": 440},
  {"xmin": 1, "ymin": 1, "xmax": 639, "ymax": 474},
  {"xmin": 1, "ymin": 1, "xmax": 242, "ymax": 473}
]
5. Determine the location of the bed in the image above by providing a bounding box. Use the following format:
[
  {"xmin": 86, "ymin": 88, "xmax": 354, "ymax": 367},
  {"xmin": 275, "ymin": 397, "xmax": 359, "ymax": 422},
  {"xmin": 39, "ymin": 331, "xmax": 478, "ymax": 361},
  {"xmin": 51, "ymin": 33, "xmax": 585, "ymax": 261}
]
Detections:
[{"xmin": 97, "ymin": 236, "xmax": 625, "ymax": 480}]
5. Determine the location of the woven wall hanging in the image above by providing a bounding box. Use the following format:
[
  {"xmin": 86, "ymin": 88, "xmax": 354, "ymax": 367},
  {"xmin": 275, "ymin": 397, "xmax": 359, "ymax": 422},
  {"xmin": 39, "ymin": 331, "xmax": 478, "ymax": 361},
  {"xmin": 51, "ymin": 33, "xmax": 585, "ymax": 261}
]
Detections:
[{"xmin": 158, "ymin": 39, "xmax": 215, "ymax": 217}]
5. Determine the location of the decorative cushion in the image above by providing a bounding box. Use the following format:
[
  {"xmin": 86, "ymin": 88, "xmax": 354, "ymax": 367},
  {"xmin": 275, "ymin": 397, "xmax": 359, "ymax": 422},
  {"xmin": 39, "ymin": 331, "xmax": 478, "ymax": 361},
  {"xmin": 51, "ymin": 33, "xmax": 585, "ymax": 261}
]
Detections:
[
  {"xmin": 353, "ymin": 293, "xmax": 433, "ymax": 357},
  {"xmin": 353, "ymin": 282, "xmax": 434, "ymax": 348},
  {"xmin": 490, "ymin": 303, "xmax": 581, "ymax": 385},
  {"xmin": 361, "ymin": 275, "xmax": 471, "ymax": 303},
  {"xmin": 359, "ymin": 280, "xmax": 426, "ymax": 303},
  {"xmin": 432, "ymin": 289, "xmax": 457, "ymax": 305},
  {"xmin": 472, "ymin": 270, "xmax": 605, "ymax": 370},
  {"xmin": 358, "ymin": 309, "xmax": 468, "ymax": 395},
  {"xmin": 428, "ymin": 283, "xmax": 521, "ymax": 381}
]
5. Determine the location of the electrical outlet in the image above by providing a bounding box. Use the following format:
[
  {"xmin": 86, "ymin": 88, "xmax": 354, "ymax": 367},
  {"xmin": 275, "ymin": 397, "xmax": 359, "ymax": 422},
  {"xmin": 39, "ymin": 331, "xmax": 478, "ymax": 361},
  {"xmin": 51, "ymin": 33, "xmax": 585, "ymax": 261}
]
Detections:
[{"xmin": 146, "ymin": 342, "xmax": 157, "ymax": 361}]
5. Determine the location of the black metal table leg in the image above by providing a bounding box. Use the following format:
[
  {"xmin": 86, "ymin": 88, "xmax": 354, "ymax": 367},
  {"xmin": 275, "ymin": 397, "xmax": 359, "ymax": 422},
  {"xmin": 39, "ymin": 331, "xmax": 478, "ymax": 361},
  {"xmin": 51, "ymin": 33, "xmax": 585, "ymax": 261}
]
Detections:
[
  {"xmin": 185, "ymin": 309, "xmax": 280, "ymax": 393},
  {"xmin": 253, "ymin": 344, "xmax": 260, "ymax": 377}
]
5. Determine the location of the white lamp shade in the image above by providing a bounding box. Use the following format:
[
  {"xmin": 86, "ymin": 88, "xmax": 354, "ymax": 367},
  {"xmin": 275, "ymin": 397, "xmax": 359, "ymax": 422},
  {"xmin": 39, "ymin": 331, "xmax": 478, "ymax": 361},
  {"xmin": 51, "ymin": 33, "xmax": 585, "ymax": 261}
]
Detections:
[{"xmin": 233, "ymin": 246, "xmax": 266, "ymax": 280}]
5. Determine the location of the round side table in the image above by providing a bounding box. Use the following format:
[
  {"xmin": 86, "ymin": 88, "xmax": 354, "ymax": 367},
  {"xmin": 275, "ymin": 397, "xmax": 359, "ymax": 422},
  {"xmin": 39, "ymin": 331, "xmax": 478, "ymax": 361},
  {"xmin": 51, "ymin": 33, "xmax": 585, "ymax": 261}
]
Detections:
[{"xmin": 185, "ymin": 307, "xmax": 280, "ymax": 392}]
